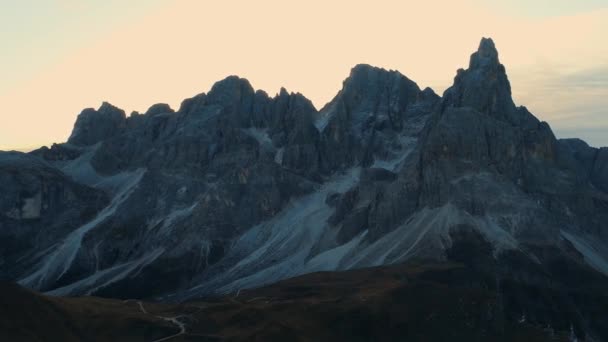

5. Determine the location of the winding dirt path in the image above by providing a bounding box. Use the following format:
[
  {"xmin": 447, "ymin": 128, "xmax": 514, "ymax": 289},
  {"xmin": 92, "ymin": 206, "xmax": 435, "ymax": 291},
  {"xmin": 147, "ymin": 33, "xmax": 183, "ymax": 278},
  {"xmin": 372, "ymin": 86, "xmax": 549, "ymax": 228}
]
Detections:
[{"xmin": 127, "ymin": 300, "xmax": 187, "ymax": 342}]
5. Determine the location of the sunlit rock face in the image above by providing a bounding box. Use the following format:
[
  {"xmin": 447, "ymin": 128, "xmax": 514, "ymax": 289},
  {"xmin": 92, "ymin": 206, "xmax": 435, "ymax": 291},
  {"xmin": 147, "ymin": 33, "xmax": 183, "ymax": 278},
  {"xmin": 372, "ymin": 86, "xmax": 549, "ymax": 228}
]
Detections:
[{"xmin": 1, "ymin": 39, "xmax": 608, "ymax": 340}]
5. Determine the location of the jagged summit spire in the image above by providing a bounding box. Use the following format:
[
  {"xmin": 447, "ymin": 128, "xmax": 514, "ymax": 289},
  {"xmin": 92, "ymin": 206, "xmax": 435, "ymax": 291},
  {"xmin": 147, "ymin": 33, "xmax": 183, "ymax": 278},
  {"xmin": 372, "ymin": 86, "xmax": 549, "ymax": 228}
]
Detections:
[
  {"xmin": 469, "ymin": 37, "xmax": 500, "ymax": 69},
  {"xmin": 441, "ymin": 37, "xmax": 519, "ymax": 123}
]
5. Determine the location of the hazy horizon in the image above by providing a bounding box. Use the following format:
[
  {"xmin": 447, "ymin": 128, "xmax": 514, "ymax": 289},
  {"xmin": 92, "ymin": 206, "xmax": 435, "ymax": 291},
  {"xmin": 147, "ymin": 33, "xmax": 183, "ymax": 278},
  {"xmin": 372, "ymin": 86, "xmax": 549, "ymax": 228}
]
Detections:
[{"xmin": 1, "ymin": 0, "xmax": 607, "ymax": 150}]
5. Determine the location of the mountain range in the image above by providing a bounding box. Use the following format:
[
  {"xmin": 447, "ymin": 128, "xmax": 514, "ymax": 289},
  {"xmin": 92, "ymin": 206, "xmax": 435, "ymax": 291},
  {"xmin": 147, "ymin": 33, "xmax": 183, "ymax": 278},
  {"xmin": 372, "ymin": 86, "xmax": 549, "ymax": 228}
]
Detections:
[{"xmin": 1, "ymin": 38, "xmax": 607, "ymax": 340}]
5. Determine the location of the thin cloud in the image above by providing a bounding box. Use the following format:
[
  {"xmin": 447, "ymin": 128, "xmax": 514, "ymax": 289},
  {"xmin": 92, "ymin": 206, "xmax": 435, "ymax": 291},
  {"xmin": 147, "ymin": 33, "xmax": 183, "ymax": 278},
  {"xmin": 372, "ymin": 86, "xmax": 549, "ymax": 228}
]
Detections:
[{"xmin": 511, "ymin": 65, "xmax": 608, "ymax": 147}]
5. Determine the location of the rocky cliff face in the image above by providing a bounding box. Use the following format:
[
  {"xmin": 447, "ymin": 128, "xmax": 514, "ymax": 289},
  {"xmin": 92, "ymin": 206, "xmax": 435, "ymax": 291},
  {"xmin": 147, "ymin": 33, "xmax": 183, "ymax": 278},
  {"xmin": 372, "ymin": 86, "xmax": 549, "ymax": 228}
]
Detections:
[
  {"xmin": 0, "ymin": 152, "xmax": 107, "ymax": 284},
  {"xmin": 68, "ymin": 102, "xmax": 127, "ymax": 146},
  {"xmin": 1, "ymin": 38, "xmax": 608, "ymax": 340}
]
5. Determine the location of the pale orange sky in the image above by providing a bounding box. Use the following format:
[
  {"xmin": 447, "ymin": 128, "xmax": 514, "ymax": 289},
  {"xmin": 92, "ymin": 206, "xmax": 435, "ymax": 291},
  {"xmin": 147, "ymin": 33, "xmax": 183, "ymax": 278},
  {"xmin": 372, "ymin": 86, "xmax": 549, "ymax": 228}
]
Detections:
[{"xmin": 1, "ymin": 0, "xmax": 607, "ymax": 150}]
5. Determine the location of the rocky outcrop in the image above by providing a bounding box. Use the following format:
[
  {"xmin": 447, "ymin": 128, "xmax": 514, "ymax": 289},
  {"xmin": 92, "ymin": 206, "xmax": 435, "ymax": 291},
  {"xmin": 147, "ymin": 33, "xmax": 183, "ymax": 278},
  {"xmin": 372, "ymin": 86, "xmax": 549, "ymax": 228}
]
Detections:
[
  {"xmin": 423, "ymin": 38, "xmax": 559, "ymax": 193},
  {"xmin": 68, "ymin": 102, "xmax": 127, "ymax": 146},
  {"xmin": 592, "ymin": 148, "xmax": 608, "ymax": 192},
  {"xmin": 30, "ymin": 143, "xmax": 83, "ymax": 162},
  {"xmin": 0, "ymin": 151, "xmax": 107, "ymax": 281},
  {"xmin": 144, "ymin": 103, "xmax": 174, "ymax": 117},
  {"xmin": 317, "ymin": 64, "xmax": 438, "ymax": 172},
  {"xmin": 442, "ymin": 38, "xmax": 517, "ymax": 123},
  {"xmin": 563, "ymin": 139, "xmax": 608, "ymax": 193}
]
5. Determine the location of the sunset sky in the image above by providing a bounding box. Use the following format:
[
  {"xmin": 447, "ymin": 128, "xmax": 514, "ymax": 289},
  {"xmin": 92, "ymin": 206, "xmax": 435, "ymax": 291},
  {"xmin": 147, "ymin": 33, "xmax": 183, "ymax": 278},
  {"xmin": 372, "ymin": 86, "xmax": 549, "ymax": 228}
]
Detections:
[{"xmin": 1, "ymin": 0, "xmax": 607, "ymax": 150}]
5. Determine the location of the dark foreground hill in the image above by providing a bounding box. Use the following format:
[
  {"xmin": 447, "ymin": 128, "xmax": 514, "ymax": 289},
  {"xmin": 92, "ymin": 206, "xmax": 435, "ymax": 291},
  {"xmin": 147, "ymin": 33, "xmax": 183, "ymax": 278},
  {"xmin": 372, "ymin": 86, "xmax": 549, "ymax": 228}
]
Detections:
[
  {"xmin": 0, "ymin": 282, "xmax": 176, "ymax": 342},
  {"xmin": 2, "ymin": 259, "xmax": 592, "ymax": 341}
]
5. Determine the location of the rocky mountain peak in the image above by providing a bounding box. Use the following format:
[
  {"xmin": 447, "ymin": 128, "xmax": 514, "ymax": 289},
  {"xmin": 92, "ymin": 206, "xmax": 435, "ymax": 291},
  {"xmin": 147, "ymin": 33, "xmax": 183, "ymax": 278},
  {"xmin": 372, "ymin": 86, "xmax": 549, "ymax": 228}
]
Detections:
[
  {"xmin": 272, "ymin": 87, "xmax": 316, "ymax": 114},
  {"xmin": 441, "ymin": 37, "xmax": 518, "ymax": 124},
  {"xmin": 343, "ymin": 64, "xmax": 420, "ymax": 93},
  {"xmin": 278, "ymin": 87, "xmax": 290, "ymax": 98},
  {"xmin": 469, "ymin": 37, "xmax": 500, "ymax": 69},
  {"xmin": 67, "ymin": 102, "xmax": 126, "ymax": 146},
  {"xmin": 206, "ymin": 75, "xmax": 256, "ymax": 107},
  {"xmin": 324, "ymin": 63, "xmax": 422, "ymax": 120},
  {"xmin": 348, "ymin": 63, "xmax": 387, "ymax": 77},
  {"xmin": 144, "ymin": 103, "xmax": 174, "ymax": 116},
  {"xmin": 98, "ymin": 101, "xmax": 124, "ymax": 115}
]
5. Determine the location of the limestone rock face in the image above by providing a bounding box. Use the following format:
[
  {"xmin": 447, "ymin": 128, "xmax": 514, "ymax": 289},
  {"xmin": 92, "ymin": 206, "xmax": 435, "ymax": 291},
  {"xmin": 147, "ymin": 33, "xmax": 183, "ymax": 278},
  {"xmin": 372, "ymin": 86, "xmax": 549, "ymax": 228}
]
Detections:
[
  {"xmin": 592, "ymin": 148, "xmax": 608, "ymax": 192},
  {"xmin": 442, "ymin": 38, "xmax": 516, "ymax": 122},
  {"xmin": 0, "ymin": 151, "xmax": 107, "ymax": 281},
  {"xmin": 317, "ymin": 64, "xmax": 439, "ymax": 172},
  {"xmin": 144, "ymin": 103, "xmax": 174, "ymax": 117},
  {"xmin": 68, "ymin": 102, "xmax": 127, "ymax": 146}
]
